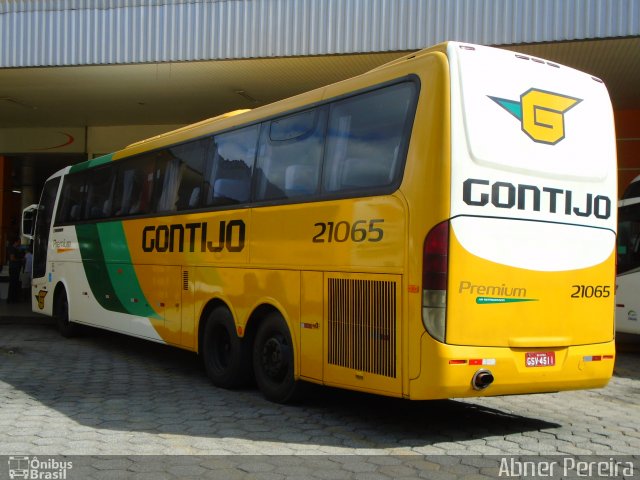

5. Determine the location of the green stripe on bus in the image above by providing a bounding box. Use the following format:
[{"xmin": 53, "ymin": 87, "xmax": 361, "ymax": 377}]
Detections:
[
  {"xmin": 475, "ymin": 297, "xmax": 538, "ymax": 304},
  {"xmin": 96, "ymin": 222, "xmax": 160, "ymax": 320},
  {"xmin": 76, "ymin": 223, "xmax": 128, "ymax": 314},
  {"xmin": 69, "ymin": 153, "xmax": 114, "ymax": 173},
  {"xmin": 76, "ymin": 222, "xmax": 160, "ymax": 320}
]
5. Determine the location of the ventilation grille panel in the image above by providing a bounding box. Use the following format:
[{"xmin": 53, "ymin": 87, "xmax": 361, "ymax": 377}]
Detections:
[
  {"xmin": 328, "ymin": 278, "xmax": 397, "ymax": 378},
  {"xmin": 182, "ymin": 270, "xmax": 189, "ymax": 291}
]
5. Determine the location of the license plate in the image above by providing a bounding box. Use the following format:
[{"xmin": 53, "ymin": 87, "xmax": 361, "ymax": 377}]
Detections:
[{"xmin": 525, "ymin": 352, "xmax": 556, "ymax": 367}]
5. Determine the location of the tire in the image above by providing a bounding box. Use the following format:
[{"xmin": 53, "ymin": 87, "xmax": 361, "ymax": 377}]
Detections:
[
  {"xmin": 54, "ymin": 289, "xmax": 77, "ymax": 338},
  {"xmin": 252, "ymin": 312, "xmax": 301, "ymax": 403},
  {"xmin": 202, "ymin": 306, "xmax": 251, "ymax": 389}
]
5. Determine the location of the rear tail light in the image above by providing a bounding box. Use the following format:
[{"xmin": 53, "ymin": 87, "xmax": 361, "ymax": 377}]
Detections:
[{"xmin": 422, "ymin": 221, "xmax": 450, "ymax": 342}]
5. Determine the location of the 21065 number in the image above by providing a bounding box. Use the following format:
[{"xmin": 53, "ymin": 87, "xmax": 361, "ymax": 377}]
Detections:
[
  {"xmin": 312, "ymin": 219, "xmax": 384, "ymax": 243},
  {"xmin": 571, "ymin": 285, "xmax": 611, "ymax": 298}
]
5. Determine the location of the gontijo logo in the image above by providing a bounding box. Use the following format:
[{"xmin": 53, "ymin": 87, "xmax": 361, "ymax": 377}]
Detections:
[{"xmin": 489, "ymin": 88, "xmax": 582, "ymax": 145}]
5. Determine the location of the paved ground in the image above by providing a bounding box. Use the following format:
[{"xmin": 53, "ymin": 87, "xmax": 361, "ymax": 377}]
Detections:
[{"xmin": 0, "ymin": 304, "xmax": 638, "ymax": 479}]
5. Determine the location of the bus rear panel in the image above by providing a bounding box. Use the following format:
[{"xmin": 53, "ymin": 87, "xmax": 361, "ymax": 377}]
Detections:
[{"xmin": 412, "ymin": 43, "xmax": 616, "ymax": 399}]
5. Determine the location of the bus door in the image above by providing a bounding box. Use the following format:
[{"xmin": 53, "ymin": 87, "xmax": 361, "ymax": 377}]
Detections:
[{"xmin": 29, "ymin": 177, "xmax": 61, "ymax": 315}]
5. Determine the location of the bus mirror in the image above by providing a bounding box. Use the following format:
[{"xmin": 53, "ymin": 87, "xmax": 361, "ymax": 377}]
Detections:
[{"xmin": 21, "ymin": 204, "xmax": 38, "ymax": 240}]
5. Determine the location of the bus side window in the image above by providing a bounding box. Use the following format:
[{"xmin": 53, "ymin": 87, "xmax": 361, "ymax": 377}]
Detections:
[
  {"xmin": 207, "ymin": 124, "xmax": 259, "ymax": 206},
  {"xmin": 323, "ymin": 82, "xmax": 416, "ymax": 193},
  {"xmin": 254, "ymin": 107, "xmax": 326, "ymax": 201},
  {"xmin": 113, "ymin": 156, "xmax": 153, "ymax": 217},
  {"xmin": 84, "ymin": 165, "xmax": 116, "ymax": 219},
  {"xmin": 154, "ymin": 152, "xmax": 182, "ymax": 213},
  {"xmin": 170, "ymin": 138, "xmax": 208, "ymax": 211},
  {"xmin": 56, "ymin": 172, "xmax": 87, "ymax": 224}
]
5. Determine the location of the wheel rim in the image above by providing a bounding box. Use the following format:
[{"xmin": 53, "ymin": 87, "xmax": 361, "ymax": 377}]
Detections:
[{"xmin": 260, "ymin": 334, "xmax": 289, "ymax": 382}]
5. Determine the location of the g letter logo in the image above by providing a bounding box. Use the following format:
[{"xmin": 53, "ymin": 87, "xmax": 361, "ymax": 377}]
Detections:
[{"xmin": 489, "ymin": 89, "xmax": 582, "ymax": 145}]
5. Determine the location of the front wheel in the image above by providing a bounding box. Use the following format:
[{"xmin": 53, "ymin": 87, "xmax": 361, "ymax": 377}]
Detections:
[
  {"xmin": 54, "ymin": 290, "xmax": 77, "ymax": 338},
  {"xmin": 252, "ymin": 312, "xmax": 301, "ymax": 403}
]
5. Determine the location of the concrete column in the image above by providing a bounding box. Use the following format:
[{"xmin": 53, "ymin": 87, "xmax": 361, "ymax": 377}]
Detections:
[
  {"xmin": 20, "ymin": 163, "xmax": 35, "ymax": 215},
  {"xmin": 0, "ymin": 156, "xmax": 10, "ymax": 264}
]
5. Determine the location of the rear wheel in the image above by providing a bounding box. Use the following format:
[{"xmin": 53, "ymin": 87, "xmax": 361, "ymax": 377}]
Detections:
[
  {"xmin": 252, "ymin": 312, "xmax": 301, "ymax": 403},
  {"xmin": 54, "ymin": 289, "xmax": 77, "ymax": 338},
  {"xmin": 202, "ymin": 306, "xmax": 251, "ymax": 388}
]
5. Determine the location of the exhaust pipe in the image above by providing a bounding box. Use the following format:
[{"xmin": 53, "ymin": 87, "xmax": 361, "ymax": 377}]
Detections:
[{"xmin": 471, "ymin": 369, "xmax": 494, "ymax": 390}]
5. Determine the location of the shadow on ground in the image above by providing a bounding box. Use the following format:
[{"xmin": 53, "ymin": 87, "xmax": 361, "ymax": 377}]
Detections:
[
  {"xmin": 613, "ymin": 336, "xmax": 640, "ymax": 380},
  {"xmin": 0, "ymin": 319, "xmax": 560, "ymax": 449}
]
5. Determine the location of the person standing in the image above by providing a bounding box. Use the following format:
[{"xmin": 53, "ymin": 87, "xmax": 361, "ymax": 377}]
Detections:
[
  {"xmin": 7, "ymin": 238, "xmax": 24, "ymax": 304},
  {"xmin": 22, "ymin": 245, "xmax": 33, "ymax": 301}
]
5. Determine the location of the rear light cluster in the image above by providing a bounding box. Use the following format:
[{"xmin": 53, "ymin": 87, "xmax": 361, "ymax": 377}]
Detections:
[
  {"xmin": 422, "ymin": 221, "xmax": 450, "ymax": 342},
  {"xmin": 449, "ymin": 358, "xmax": 496, "ymax": 366},
  {"xmin": 584, "ymin": 355, "xmax": 614, "ymax": 362}
]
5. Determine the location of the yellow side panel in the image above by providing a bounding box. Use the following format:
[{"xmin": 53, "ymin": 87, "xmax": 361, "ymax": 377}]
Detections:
[
  {"xmin": 447, "ymin": 229, "xmax": 615, "ymax": 347},
  {"xmin": 394, "ymin": 53, "xmax": 450, "ymax": 383},
  {"xmin": 300, "ymin": 271, "xmax": 323, "ymax": 381},
  {"xmin": 181, "ymin": 266, "xmax": 196, "ymax": 349},
  {"xmin": 122, "ymin": 211, "xmax": 250, "ymax": 347},
  {"xmin": 134, "ymin": 264, "xmax": 182, "ymax": 345},
  {"xmin": 251, "ymin": 198, "xmax": 406, "ymax": 270},
  {"xmin": 193, "ymin": 267, "xmax": 301, "ymax": 363},
  {"xmin": 122, "ymin": 210, "xmax": 250, "ymax": 267}
]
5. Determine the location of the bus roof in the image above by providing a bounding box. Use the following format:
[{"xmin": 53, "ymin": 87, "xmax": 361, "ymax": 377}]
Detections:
[
  {"xmin": 125, "ymin": 109, "xmax": 252, "ymax": 149},
  {"xmin": 101, "ymin": 42, "xmax": 455, "ymax": 162}
]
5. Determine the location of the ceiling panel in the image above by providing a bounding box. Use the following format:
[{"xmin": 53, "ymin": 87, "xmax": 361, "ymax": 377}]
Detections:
[
  {"xmin": 0, "ymin": 52, "xmax": 403, "ymax": 128},
  {"xmin": 0, "ymin": 37, "xmax": 637, "ymax": 130}
]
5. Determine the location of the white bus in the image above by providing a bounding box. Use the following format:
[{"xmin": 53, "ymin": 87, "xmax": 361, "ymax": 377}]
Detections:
[{"xmin": 616, "ymin": 175, "xmax": 640, "ymax": 335}]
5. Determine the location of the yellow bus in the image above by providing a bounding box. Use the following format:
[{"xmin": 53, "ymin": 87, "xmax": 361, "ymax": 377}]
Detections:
[{"xmin": 23, "ymin": 42, "xmax": 617, "ymax": 403}]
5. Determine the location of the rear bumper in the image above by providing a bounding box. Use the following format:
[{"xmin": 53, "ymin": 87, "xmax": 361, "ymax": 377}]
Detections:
[{"xmin": 409, "ymin": 333, "xmax": 615, "ymax": 400}]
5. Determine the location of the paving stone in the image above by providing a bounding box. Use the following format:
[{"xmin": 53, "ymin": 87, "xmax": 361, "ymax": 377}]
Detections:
[{"xmin": 0, "ymin": 320, "xmax": 639, "ymax": 479}]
